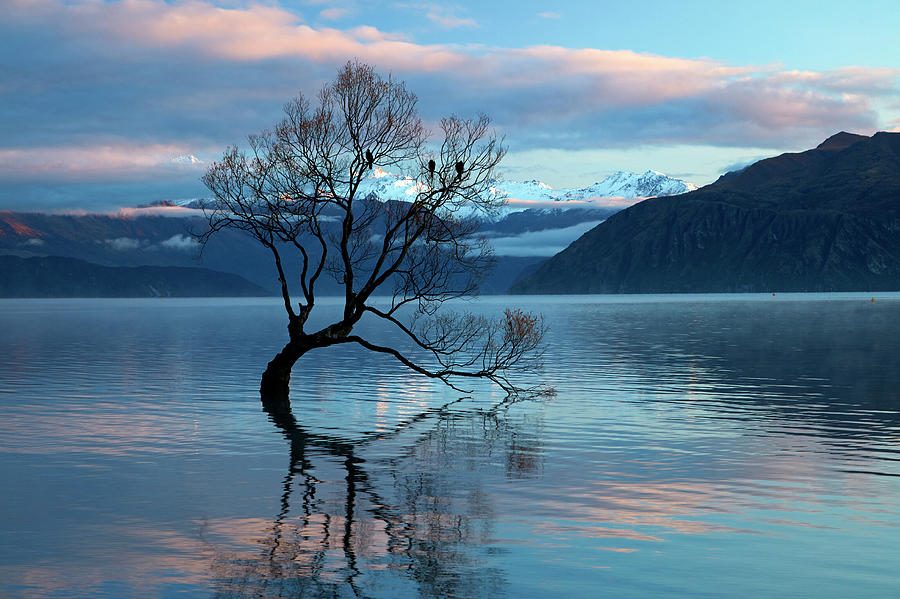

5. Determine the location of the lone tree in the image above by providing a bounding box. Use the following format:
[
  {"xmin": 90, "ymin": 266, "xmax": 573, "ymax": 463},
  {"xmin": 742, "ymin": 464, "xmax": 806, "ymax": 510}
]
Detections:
[{"xmin": 199, "ymin": 62, "xmax": 545, "ymax": 409}]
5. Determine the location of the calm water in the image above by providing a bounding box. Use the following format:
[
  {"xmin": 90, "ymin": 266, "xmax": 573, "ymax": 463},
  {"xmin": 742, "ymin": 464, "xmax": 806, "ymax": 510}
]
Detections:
[{"xmin": 1, "ymin": 294, "xmax": 899, "ymax": 598}]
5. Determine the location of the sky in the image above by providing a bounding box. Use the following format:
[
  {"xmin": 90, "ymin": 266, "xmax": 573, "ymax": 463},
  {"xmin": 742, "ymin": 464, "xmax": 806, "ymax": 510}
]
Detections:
[{"xmin": 1, "ymin": 0, "xmax": 898, "ymax": 210}]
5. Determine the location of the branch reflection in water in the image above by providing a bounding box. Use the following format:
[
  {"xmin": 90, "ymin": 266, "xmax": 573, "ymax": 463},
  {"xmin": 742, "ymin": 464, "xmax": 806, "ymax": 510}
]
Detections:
[{"xmin": 207, "ymin": 396, "xmax": 544, "ymax": 598}]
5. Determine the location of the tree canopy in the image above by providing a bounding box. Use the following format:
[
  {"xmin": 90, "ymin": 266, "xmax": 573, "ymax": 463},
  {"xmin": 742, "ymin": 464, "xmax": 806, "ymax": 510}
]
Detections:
[{"xmin": 199, "ymin": 61, "xmax": 546, "ymax": 406}]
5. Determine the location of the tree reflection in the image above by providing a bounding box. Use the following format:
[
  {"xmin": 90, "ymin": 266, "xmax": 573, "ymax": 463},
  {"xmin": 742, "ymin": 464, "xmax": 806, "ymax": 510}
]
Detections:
[{"xmin": 209, "ymin": 399, "xmax": 542, "ymax": 598}]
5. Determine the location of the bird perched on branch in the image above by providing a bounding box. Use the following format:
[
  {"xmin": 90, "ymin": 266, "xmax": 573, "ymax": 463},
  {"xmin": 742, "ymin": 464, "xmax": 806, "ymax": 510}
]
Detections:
[
  {"xmin": 365, "ymin": 149, "xmax": 374, "ymax": 170},
  {"xmin": 455, "ymin": 161, "xmax": 463, "ymax": 179},
  {"xmin": 428, "ymin": 159, "xmax": 435, "ymax": 178}
]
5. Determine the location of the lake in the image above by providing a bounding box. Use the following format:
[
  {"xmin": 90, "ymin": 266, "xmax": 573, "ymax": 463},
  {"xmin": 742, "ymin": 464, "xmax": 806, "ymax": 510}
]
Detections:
[{"xmin": 1, "ymin": 294, "xmax": 899, "ymax": 598}]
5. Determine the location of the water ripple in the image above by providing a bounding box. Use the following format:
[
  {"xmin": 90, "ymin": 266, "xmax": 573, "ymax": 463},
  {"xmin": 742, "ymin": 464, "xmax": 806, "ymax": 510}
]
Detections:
[{"xmin": 1, "ymin": 296, "xmax": 900, "ymax": 597}]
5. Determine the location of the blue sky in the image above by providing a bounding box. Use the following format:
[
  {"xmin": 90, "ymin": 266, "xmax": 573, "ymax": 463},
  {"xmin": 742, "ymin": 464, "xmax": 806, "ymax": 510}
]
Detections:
[
  {"xmin": 304, "ymin": 0, "xmax": 899, "ymax": 69},
  {"xmin": 1, "ymin": 0, "xmax": 898, "ymax": 210}
]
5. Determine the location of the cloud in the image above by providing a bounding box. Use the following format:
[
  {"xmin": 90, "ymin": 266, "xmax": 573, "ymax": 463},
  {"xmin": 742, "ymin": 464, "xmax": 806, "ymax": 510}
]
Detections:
[
  {"xmin": 112, "ymin": 206, "xmax": 204, "ymax": 218},
  {"xmin": 0, "ymin": 143, "xmax": 210, "ymax": 182},
  {"xmin": 47, "ymin": 0, "xmax": 448, "ymax": 65},
  {"xmin": 487, "ymin": 220, "xmax": 605, "ymax": 257},
  {"xmin": 424, "ymin": 10, "xmax": 477, "ymax": 29},
  {"xmin": 159, "ymin": 233, "xmax": 198, "ymax": 250},
  {"xmin": 771, "ymin": 67, "xmax": 900, "ymax": 95},
  {"xmin": 4, "ymin": 1, "xmax": 886, "ymax": 144},
  {"xmin": 104, "ymin": 237, "xmax": 146, "ymax": 251},
  {"xmin": 537, "ymin": 12, "xmax": 561, "ymax": 19},
  {"xmin": 1, "ymin": 0, "xmax": 897, "ymax": 210},
  {"xmin": 102, "ymin": 232, "xmax": 199, "ymax": 252},
  {"xmin": 718, "ymin": 157, "xmax": 768, "ymax": 175},
  {"xmin": 503, "ymin": 197, "xmax": 642, "ymax": 211},
  {"xmin": 319, "ymin": 7, "xmax": 349, "ymax": 20},
  {"xmin": 394, "ymin": 3, "xmax": 478, "ymax": 29}
]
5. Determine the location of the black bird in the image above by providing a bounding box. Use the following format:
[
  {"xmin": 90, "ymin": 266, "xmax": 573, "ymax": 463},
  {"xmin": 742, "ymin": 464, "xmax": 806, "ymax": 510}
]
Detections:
[
  {"xmin": 428, "ymin": 159, "xmax": 435, "ymax": 176},
  {"xmin": 365, "ymin": 149, "xmax": 374, "ymax": 170},
  {"xmin": 455, "ymin": 161, "xmax": 463, "ymax": 178}
]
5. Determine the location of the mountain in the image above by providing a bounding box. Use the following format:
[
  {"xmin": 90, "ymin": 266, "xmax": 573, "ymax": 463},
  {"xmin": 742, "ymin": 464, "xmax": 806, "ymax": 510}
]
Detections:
[
  {"xmin": 0, "ymin": 168, "xmax": 696, "ymax": 295},
  {"xmin": 510, "ymin": 132, "xmax": 900, "ymax": 294},
  {"xmin": 0, "ymin": 255, "xmax": 270, "ymax": 298},
  {"xmin": 153, "ymin": 168, "xmax": 696, "ymax": 217},
  {"xmin": 355, "ymin": 168, "xmax": 695, "ymax": 213},
  {"xmin": 481, "ymin": 170, "xmax": 696, "ymax": 213},
  {"xmin": 573, "ymin": 170, "xmax": 698, "ymax": 199}
]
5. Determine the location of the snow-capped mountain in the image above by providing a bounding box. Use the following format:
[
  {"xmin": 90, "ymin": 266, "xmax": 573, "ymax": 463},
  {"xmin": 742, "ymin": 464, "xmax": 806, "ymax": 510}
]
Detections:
[
  {"xmin": 11, "ymin": 168, "xmax": 697, "ymax": 296},
  {"xmin": 357, "ymin": 167, "xmax": 696, "ymax": 215},
  {"xmin": 572, "ymin": 170, "xmax": 699, "ymax": 199},
  {"xmin": 152, "ymin": 168, "xmax": 696, "ymax": 215}
]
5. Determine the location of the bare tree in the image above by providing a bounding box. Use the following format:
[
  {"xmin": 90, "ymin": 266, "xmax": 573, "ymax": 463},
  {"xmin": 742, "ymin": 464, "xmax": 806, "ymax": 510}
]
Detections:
[{"xmin": 199, "ymin": 61, "xmax": 545, "ymax": 409}]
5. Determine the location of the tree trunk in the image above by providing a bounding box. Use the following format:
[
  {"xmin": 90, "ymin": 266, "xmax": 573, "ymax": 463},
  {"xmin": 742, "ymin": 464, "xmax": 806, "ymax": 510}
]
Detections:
[{"xmin": 260, "ymin": 340, "xmax": 309, "ymax": 413}]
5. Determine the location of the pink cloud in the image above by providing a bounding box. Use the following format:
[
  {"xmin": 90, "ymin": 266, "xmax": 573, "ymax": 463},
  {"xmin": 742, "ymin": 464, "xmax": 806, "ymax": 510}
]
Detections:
[
  {"xmin": 771, "ymin": 67, "xmax": 899, "ymax": 94},
  {"xmin": 706, "ymin": 78, "xmax": 876, "ymax": 132},
  {"xmin": 394, "ymin": 2, "xmax": 478, "ymax": 29},
  {"xmin": 820, "ymin": 66, "xmax": 900, "ymax": 94},
  {"xmin": 0, "ymin": 143, "xmax": 210, "ymax": 181},
  {"xmin": 319, "ymin": 7, "xmax": 349, "ymax": 20},
  {"xmin": 425, "ymin": 10, "xmax": 477, "ymax": 29},
  {"xmin": 15, "ymin": 0, "xmax": 892, "ymax": 115},
  {"xmin": 45, "ymin": 0, "xmax": 460, "ymax": 68},
  {"xmin": 113, "ymin": 206, "xmax": 203, "ymax": 218},
  {"xmin": 3, "ymin": 0, "xmax": 896, "ymax": 158}
]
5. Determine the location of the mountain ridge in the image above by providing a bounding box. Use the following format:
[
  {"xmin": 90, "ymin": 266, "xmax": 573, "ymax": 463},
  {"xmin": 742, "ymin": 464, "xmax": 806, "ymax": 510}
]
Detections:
[
  {"xmin": 0, "ymin": 255, "xmax": 270, "ymax": 298},
  {"xmin": 511, "ymin": 132, "xmax": 900, "ymax": 294},
  {"xmin": 0, "ymin": 168, "xmax": 699, "ymax": 295},
  {"xmin": 150, "ymin": 169, "xmax": 697, "ymax": 215}
]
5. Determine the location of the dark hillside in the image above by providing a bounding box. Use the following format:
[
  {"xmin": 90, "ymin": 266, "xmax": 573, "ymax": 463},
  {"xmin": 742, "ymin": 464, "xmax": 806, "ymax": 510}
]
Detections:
[
  {"xmin": 0, "ymin": 255, "xmax": 270, "ymax": 297},
  {"xmin": 511, "ymin": 132, "xmax": 900, "ymax": 293}
]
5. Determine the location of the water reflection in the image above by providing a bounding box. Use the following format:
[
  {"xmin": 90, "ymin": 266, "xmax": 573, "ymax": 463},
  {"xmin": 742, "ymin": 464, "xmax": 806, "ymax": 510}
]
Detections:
[
  {"xmin": 207, "ymin": 400, "xmax": 542, "ymax": 598},
  {"xmin": 3, "ymin": 297, "xmax": 900, "ymax": 598},
  {"xmin": 546, "ymin": 297, "xmax": 900, "ymax": 444}
]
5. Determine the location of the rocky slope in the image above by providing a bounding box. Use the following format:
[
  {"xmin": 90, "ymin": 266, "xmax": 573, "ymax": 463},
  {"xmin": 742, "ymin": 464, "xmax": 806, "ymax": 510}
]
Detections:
[{"xmin": 511, "ymin": 132, "xmax": 900, "ymax": 293}]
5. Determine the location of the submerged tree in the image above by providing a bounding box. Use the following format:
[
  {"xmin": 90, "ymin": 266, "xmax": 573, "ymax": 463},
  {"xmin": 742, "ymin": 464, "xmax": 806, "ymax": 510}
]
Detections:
[{"xmin": 199, "ymin": 61, "xmax": 545, "ymax": 409}]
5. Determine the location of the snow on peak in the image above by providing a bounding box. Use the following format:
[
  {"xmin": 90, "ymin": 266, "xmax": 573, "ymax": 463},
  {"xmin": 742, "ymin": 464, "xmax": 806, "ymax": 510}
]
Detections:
[
  {"xmin": 578, "ymin": 170, "xmax": 696, "ymax": 199},
  {"xmin": 352, "ymin": 168, "xmax": 696, "ymax": 217},
  {"xmin": 170, "ymin": 153, "xmax": 203, "ymax": 166},
  {"xmin": 521, "ymin": 179, "xmax": 554, "ymax": 189},
  {"xmin": 158, "ymin": 169, "xmax": 696, "ymax": 218}
]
